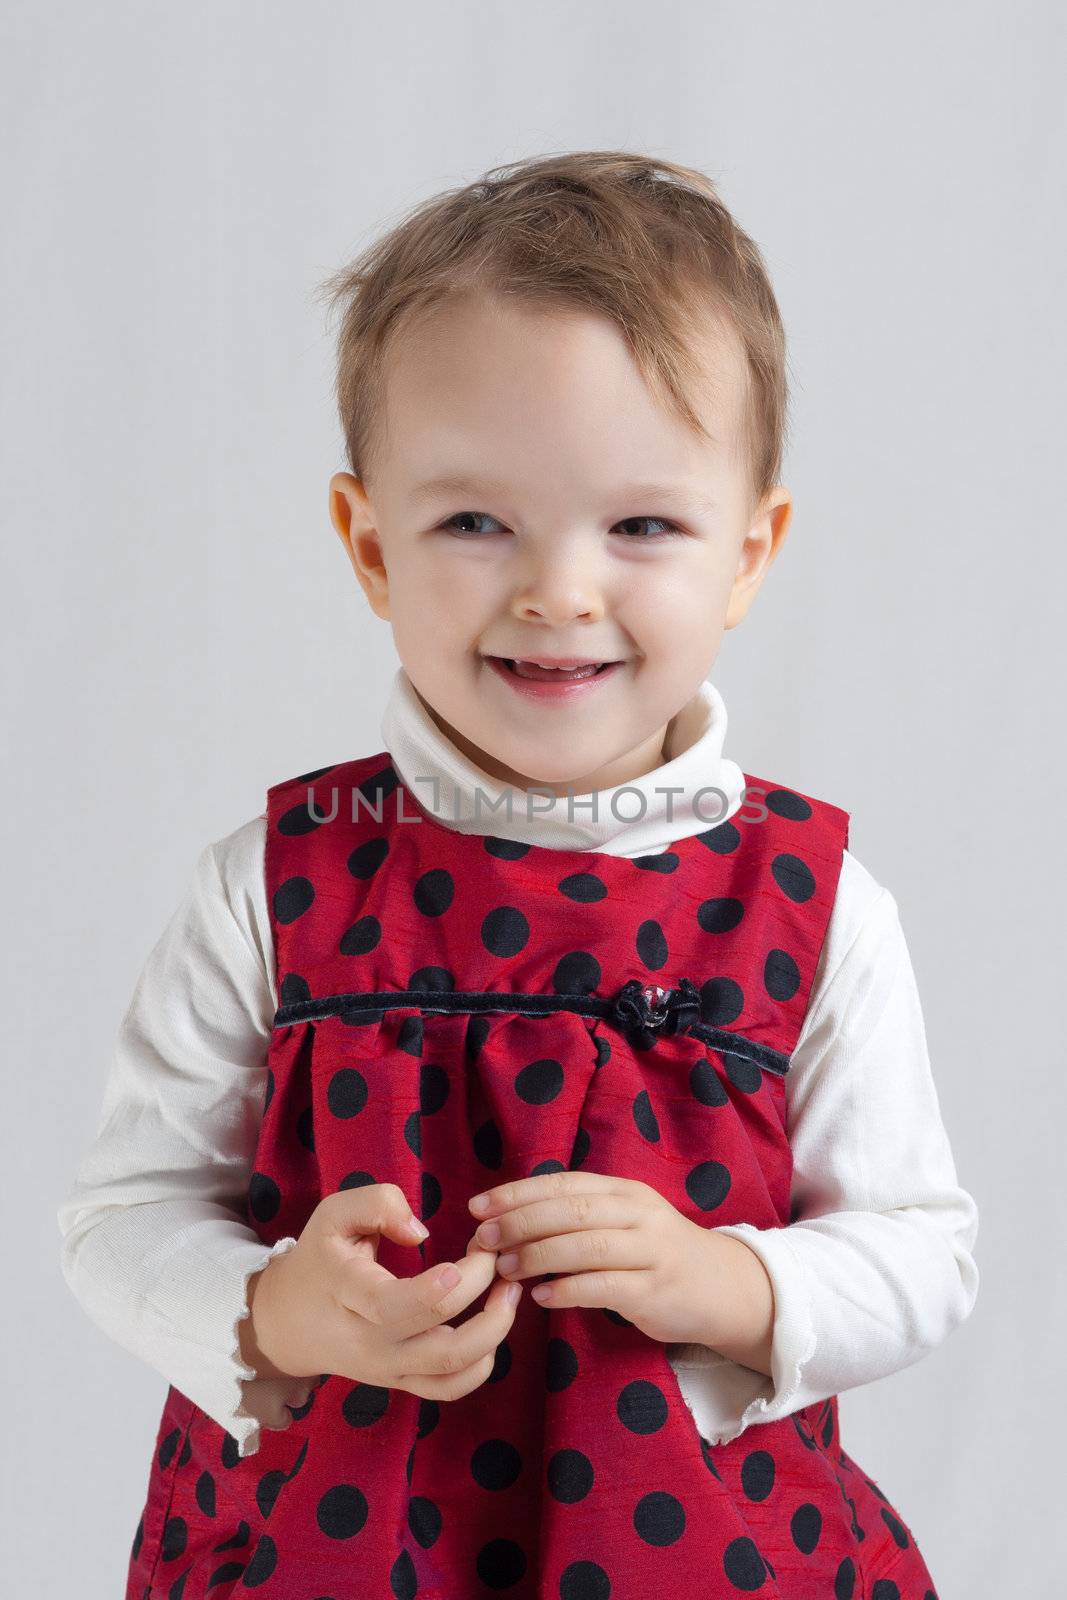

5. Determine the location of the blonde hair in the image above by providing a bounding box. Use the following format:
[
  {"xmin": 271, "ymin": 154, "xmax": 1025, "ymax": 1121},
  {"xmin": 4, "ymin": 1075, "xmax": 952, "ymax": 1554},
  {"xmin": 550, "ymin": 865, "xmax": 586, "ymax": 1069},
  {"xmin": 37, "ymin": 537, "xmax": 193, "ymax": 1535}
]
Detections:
[{"xmin": 314, "ymin": 149, "xmax": 789, "ymax": 514}]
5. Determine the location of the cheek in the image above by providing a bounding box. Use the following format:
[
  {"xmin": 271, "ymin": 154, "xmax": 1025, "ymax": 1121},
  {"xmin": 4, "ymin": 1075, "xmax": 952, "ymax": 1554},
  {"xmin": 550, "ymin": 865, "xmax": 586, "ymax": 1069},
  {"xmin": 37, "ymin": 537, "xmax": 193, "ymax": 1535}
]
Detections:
[{"xmin": 388, "ymin": 570, "xmax": 486, "ymax": 663}]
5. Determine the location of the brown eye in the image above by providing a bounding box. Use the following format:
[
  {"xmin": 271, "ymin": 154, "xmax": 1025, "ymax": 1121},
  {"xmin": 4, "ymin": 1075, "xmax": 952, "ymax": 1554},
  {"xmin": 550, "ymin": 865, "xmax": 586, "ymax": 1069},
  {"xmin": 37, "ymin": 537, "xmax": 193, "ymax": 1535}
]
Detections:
[
  {"xmin": 614, "ymin": 517, "xmax": 684, "ymax": 539},
  {"xmin": 440, "ymin": 512, "xmax": 505, "ymax": 536}
]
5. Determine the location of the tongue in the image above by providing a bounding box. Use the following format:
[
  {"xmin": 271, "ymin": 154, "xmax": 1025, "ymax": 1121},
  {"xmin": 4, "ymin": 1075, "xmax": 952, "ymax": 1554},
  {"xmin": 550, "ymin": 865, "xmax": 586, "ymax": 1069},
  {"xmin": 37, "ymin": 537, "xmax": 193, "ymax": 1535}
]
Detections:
[{"xmin": 511, "ymin": 661, "xmax": 600, "ymax": 681}]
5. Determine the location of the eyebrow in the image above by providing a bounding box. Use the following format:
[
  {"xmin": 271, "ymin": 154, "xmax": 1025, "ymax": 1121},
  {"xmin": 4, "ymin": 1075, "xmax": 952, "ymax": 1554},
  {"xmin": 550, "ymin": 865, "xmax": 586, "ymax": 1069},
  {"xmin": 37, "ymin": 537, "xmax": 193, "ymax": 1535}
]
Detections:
[{"xmin": 409, "ymin": 474, "xmax": 719, "ymax": 515}]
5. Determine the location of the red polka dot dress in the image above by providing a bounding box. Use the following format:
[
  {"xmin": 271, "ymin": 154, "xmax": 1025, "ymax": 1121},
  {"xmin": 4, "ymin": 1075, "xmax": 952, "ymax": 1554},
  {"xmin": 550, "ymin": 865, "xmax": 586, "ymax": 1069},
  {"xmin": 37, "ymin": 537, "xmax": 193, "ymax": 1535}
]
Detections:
[{"xmin": 127, "ymin": 756, "xmax": 940, "ymax": 1599}]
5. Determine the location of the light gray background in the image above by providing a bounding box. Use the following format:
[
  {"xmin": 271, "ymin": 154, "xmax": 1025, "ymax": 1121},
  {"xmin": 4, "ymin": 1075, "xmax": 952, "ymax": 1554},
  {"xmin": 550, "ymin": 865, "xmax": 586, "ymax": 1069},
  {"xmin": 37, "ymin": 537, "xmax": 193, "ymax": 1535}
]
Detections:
[{"xmin": 5, "ymin": 2, "xmax": 1062, "ymax": 1593}]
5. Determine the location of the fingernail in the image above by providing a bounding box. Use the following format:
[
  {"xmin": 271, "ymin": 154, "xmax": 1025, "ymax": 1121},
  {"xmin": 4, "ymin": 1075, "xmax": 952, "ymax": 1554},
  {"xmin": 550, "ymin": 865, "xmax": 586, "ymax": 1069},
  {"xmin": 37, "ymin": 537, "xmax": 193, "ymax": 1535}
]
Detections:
[
  {"xmin": 470, "ymin": 1193, "xmax": 491, "ymax": 1213},
  {"xmin": 505, "ymin": 1282, "xmax": 522, "ymax": 1305},
  {"xmin": 436, "ymin": 1263, "xmax": 461, "ymax": 1290},
  {"xmin": 409, "ymin": 1218, "xmax": 429, "ymax": 1240}
]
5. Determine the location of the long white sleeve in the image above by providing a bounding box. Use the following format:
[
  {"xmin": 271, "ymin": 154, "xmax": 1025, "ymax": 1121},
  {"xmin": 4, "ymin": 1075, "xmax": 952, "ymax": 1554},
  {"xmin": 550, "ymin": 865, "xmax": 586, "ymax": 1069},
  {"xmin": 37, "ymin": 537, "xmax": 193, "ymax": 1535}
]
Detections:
[
  {"xmin": 56, "ymin": 819, "xmax": 313, "ymax": 1459},
  {"xmin": 669, "ymin": 850, "xmax": 980, "ymax": 1444}
]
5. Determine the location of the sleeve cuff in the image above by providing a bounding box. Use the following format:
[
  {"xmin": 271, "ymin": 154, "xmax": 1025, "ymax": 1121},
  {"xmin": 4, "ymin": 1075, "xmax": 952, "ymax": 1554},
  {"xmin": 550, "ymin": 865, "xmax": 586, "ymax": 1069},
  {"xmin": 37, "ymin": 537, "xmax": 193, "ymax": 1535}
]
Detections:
[
  {"xmin": 227, "ymin": 1236, "xmax": 316, "ymax": 1458},
  {"xmin": 668, "ymin": 1222, "xmax": 817, "ymax": 1445}
]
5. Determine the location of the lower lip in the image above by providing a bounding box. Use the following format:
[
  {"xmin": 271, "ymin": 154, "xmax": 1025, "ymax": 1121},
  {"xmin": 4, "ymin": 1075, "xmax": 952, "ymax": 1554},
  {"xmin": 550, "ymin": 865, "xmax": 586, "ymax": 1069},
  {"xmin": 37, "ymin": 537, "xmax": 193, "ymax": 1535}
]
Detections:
[{"xmin": 485, "ymin": 657, "xmax": 626, "ymax": 701}]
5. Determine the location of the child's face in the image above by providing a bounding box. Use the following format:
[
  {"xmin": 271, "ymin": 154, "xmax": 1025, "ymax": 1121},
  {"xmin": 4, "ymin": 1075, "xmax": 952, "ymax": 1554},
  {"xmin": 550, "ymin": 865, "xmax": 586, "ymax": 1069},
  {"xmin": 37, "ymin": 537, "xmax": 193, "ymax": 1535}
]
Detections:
[{"xmin": 330, "ymin": 291, "xmax": 791, "ymax": 797}]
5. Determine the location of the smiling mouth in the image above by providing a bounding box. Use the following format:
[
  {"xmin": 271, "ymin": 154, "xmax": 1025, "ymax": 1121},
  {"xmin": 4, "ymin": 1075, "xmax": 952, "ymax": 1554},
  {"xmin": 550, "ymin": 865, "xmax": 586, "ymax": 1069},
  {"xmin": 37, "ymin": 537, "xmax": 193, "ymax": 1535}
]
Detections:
[{"xmin": 488, "ymin": 657, "xmax": 623, "ymax": 681}]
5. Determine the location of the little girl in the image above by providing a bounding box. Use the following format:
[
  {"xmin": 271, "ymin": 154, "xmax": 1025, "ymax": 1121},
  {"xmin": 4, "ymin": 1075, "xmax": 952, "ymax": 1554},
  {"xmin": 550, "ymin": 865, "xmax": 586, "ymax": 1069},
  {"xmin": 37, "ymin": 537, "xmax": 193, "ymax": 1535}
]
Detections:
[{"xmin": 59, "ymin": 150, "xmax": 979, "ymax": 1600}]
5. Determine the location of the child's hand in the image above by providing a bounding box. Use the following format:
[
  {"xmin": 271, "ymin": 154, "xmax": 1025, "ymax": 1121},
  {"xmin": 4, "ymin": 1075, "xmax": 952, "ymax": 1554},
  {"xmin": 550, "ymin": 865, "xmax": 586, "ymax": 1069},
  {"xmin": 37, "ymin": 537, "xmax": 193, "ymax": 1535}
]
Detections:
[
  {"xmin": 242, "ymin": 1184, "xmax": 522, "ymax": 1401},
  {"xmin": 466, "ymin": 1170, "xmax": 761, "ymax": 1352}
]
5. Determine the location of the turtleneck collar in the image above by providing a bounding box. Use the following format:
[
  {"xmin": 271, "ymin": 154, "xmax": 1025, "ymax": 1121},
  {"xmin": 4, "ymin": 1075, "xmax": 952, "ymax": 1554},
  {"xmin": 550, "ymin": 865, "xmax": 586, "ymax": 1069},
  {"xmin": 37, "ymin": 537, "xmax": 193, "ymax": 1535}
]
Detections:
[{"xmin": 379, "ymin": 666, "xmax": 746, "ymax": 859}]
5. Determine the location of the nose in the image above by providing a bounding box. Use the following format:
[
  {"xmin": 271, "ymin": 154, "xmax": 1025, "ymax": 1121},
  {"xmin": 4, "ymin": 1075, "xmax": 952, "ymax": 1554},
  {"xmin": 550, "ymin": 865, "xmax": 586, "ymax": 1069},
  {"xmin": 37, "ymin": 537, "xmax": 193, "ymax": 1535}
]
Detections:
[{"xmin": 510, "ymin": 540, "xmax": 607, "ymax": 626}]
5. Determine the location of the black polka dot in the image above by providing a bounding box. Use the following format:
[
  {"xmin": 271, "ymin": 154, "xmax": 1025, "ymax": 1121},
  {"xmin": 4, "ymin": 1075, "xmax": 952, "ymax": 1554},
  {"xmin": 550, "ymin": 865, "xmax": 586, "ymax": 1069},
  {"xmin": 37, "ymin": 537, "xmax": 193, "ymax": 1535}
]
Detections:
[
  {"xmin": 339, "ymin": 1169, "xmax": 377, "ymax": 1191},
  {"xmin": 409, "ymin": 965, "xmax": 454, "ymax": 992},
  {"xmin": 559, "ymin": 872, "xmax": 608, "ymax": 902},
  {"xmin": 725, "ymin": 1055, "xmax": 763, "ymax": 1095},
  {"xmin": 158, "ymin": 1427, "xmax": 181, "ymax": 1469},
  {"xmin": 870, "ymin": 1584, "xmax": 901, "ymax": 1600},
  {"xmin": 484, "ymin": 835, "xmax": 530, "ymax": 860},
  {"xmin": 347, "ymin": 837, "xmax": 389, "ymax": 879},
  {"xmin": 160, "ymin": 1515, "xmax": 187, "ymax": 1561},
  {"xmin": 194, "ymin": 1471, "xmax": 216, "ymax": 1517},
  {"xmin": 636, "ymin": 919, "xmax": 668, "ymax": 969},
  {"xmin": 278, "ymin": 800, "xmax": 325, "ymax": 836},
  {"xmin": 316, "ymin": 1484, "xmax": 369, "ymax": 1540},
  {"xmin": 740, "ymin": 1450, "xmax": 774, "ymax": 1501},
  {"xmin": 834, "ymin": 1557, "xmax": 857, "ymax": 1598},
  {"xmin": 248, "ymin": 1172, "xmax": 281, "ymax": 1223},
  {"xmin": 476, "ymin": 1537, "xmax": 527, "ymax": 1589},
  {"xmin": 568, "ymin": 1125, "xmax": 591, "ymax": 1168},
  {"xmin": 632, "ymin": 1089, "xmax": 661, "ymax": 1144},
  {"xmin": 771, "ymin": 852, "xmax": 816, "ymax": 903},
  {"xmin": 547, "ymin": 1448, "xmax": 594, "ymax": 1503},
  {"xmin": 473, "ymin": 1119, "xmax": 503, "ymax": 1168},
  {"xmin": 466, "ymin": 1014, "xmax": 492, "ymax": 1056},
  {"xmin": 365, "ymin": 764, "xmax": 399, "ymax": 803},
  {"xmin": 421, "ymin": 1170, "xmax": 442, "ymax": 1220},
  {"xmin": 685, "ymin": 1161, "xmax": 732, "ymax": 1212},
  {"xmin": 390, "ymin": 1547, "xmax": 417, "ymax": 1599},
  {"xmin": 700, "ymin": 976, "xmax": 744, "ymax": 1026},
  {"xmin": 257, "ymin": 1469, "xmax": 288, "ymax": 1520},
  {"xmin": 698, "ymin": 820, "xmax": 742, "ymax": 854},
  {"xmin": 294, "ymin": 763, "xmax": 336, "ymax": 784},
  {"xmin": 404, "ymin": 1103, "xmax": 421, "ymax": 1155},
  {"xmin": 242, "ymin": 1532, "xmax": 278, "ymax": 1585},
  {"xmin": 482, "ymin": 905, "xmax": 530, "ymax": 957},
  {"xmin": 326, "ymin": 1068, "xmax": 368, "ymax": 1120},
  {"xmin": 616, "ymin": 1379, "xmax": 668, "ymax": 1434},
  {"xmin": 398, "ymin": 1015, "xmax": 424, "ymax": 1057},
  {"xmin": 634, "ymin": 1489, "xmax": 686, "ymax": 1545},
  {"xmin": 697, "ymin": 897, "xmax": 745, "ymax": 934},
  {"xmin": 515, "ymin": 1058, "xmax": 564, "ymax": 1105},
  {"xmin": 470, "ymin": 1438, "xmax": 523, "ymax": 1491},
  {"xmin": 880, "ymin": 1508, "xmax": 910, "ymax": 1549},
  {"xmin": 419, "ymin": 1063, "xmax": 449, "ymax": 1113},
  {"xmin": 723, "ymin": 1534, "xmax": 769, "ymax": 1590},
  {"xmin": 489, "ymin": 1340, "xmax": 512, "ymax": 1383},
  {"xmin": 634, "ymin": 852, "xmax": 679, "ymax": 874},
  {"xmin": 559, "ymin": 1559, "xmax": 611, "ymax": 1600},
  {"xmin": 546, "ymin": 1338, "xmax": 579, "ymax": 1392},
  {"xmin": 791, "ymin": 1502, "xmax": 822, "ymax": 1554},
  {"xmin": 407, "ymin": 1495, "xmax": 442, "ymax": 1547},
  {"xmin": 341, "ymin": 1384, "xmax": 389, "ymax": 1428},
  {"xmin": 764, "ymin": 948, "xmax": 800, "ymax": 1001},
  {"xmin": 690, "ymin": 1057, "xmax": 729, "ymax": 1107},
  {"xmin": 279, "ymin": 972, "xmax": 311, "ymax": 1007},
  {"xmin": 339, "ymin": 915, "xmax": 382, "ymax": 956},
  {"xmin": 553, "ymin": 951, "xmax": 601, "ymax": 994},
  {"xmin": 413, "ymin": 868, "xmax": 454, "ymax": 916},
  {"xmin": 273, "ymin": 876, "xmax": 314, "ymax": 924},
  {"xmin": 766, "ymin": 788, "xmax": 813, "ymax": 821}
]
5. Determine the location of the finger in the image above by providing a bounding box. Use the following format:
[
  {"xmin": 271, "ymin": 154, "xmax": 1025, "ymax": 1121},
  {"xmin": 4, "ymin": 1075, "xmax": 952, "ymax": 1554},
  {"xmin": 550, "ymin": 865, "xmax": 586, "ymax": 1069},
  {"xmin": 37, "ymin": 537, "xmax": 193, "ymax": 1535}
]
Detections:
[
  {"xmin": 472, "ymin": 1193, "xmax": 640, "ymax": 1253},
  {"xmin": 340, "ymin": 1249, "xmax": 499, "ymax": 1338},
  {"xmin": 526, "ymin": 1266, "xmax": 644, "ymax": 1311},
  {"xmin": 396, "ymin": 1272, "xmax": 523, "ymax": 1378},
  {"xmin": 468, "ymin": 1169, "xmax": 632, "ymax": 1221},
  {"xmin": 322, "ymin": 1182, "xmax": 430, "ymax": 1251},
  {"xmin": 495, "ymin": 1228, "xmax": 653, "ymax": 1283}
]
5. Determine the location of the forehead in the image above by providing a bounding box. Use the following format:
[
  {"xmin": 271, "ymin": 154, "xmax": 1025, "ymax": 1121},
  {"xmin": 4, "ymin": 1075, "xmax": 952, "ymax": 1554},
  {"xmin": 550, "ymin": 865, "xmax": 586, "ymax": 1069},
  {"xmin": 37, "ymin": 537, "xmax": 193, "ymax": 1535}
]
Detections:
[{"xmin": 376, "ymin": 290, "xmax": 748, "ymax": 484}]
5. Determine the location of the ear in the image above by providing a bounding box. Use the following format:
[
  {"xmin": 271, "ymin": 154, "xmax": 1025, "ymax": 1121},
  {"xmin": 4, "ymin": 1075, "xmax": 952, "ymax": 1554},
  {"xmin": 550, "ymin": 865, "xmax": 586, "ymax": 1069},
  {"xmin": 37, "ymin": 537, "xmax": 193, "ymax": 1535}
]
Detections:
[
  {"xmin": 329, "ymin": 471, "xmax": 391, "ymax": 620},
  {"xmin": 724, "ymin": 486, "xmax": 793, "ymax": 630}
]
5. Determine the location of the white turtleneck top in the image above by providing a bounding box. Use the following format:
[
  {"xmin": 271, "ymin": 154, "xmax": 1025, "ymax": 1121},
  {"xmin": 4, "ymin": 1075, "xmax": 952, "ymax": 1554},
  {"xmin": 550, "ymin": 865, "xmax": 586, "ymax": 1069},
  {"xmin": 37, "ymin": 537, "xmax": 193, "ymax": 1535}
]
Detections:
[{"xmin": 57, "ymin": 668, "xmax": 980, "ymax": 1458}]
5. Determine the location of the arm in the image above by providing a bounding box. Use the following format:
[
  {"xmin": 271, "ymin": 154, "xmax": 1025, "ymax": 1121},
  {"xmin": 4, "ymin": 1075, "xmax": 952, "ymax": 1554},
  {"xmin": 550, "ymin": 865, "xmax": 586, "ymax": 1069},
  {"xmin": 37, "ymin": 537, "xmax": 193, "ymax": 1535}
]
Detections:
[
  {"xmin": 668, "ymin": 851, "xmax": 980, "ymax": 1443},
  {"xmin": 57, "ymin": 816, "xmax": 313, "ymax": 1459}
]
